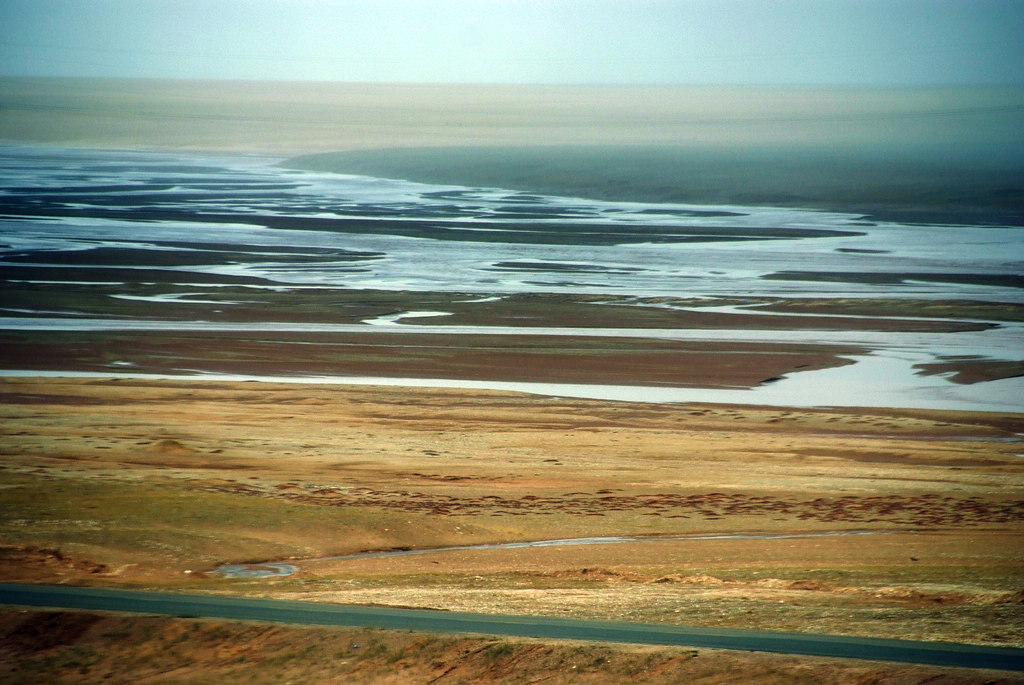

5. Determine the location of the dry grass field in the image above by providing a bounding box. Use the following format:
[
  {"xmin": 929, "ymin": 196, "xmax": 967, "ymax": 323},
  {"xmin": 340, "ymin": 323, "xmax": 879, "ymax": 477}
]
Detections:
[
  {"xmin": 3, "ymin": 608, "xmax": 1021, "ymax": 685},
  {"xmin": 1, "ymin": 377, "xmax": 1021, "ymax": 662}
]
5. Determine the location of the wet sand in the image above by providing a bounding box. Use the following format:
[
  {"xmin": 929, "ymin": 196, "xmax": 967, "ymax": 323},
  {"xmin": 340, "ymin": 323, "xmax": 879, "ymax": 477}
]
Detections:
[{"xmin": 0, "ymin": 329, "xmax": 861, "ymax": 389}]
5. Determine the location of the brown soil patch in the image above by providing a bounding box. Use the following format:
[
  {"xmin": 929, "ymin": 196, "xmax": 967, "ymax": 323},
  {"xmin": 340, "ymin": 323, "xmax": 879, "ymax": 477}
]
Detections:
[
  {"xmin": 2, "ymin": 611, "xmax": 104, "ymax": 654},
  {"xmin": 915, "ymin": 359, "xmax": 1024, "ymax": 385},
  {"xmin": 0, "ymin": 547, "xmax": 108, "ymax": 583},
  {"xmin": 0, "ymin": 330, "xmax": 860, "ymax": 390}
]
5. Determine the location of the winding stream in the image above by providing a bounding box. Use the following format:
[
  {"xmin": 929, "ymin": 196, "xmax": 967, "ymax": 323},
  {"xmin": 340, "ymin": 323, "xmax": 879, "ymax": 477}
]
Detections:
[{"xmin": 209, "ymin": 530, "xmax": 885, "ymax": 578}]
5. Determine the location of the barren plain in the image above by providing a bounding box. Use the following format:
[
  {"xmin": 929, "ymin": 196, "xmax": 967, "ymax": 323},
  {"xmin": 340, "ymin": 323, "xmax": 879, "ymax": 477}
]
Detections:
[
  {"xmin": 1, "ymin": 80, "xmax": 1023, "ymax": 682},
  {"xmin": 1, "ymin": 377, "xmax": 1022, "ymax": 646}
]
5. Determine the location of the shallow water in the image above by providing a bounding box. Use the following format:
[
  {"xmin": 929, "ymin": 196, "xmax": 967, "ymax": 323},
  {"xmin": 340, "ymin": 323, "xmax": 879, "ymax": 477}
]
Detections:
[
  {"xmin": 2, "ymin": 358, "xmax": 1020, "ymax": 412},
  {"xmin": 2, "ymin": 145, "xmax": 1022, "ymax": 411},
  {"xmin": 209, "ymin": 530, "xmax": 884, "ymax": 578},
  {"xmin": 2, "ymin": 145, "xmax": 1021, "ymax": 300}
]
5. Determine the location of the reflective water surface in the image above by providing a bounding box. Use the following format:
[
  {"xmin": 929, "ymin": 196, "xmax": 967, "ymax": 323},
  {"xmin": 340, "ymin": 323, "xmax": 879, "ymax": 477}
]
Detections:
[{"xmin": 2, "ymin": 146, "xmax": 1022, "ymax": 411}]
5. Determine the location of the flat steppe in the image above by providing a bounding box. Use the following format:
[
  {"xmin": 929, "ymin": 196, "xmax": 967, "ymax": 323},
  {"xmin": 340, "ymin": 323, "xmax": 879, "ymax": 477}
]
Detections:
[
  {"xmin": 1, "ymin": 377, "xmax": 1021, "ymax": 651},
  {"xmin": 2, "ymin": 79, "xmax": 1023, "ymax": 682}
]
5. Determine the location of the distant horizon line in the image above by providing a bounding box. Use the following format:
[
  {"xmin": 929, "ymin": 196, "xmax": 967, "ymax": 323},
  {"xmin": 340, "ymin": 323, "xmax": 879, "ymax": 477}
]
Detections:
[{"xmin": 2, "ymin": 74, "xmax": 1022, "ymax": 90}]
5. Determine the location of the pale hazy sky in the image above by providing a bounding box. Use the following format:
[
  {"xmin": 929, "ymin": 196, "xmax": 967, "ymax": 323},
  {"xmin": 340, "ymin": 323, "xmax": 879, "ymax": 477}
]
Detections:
[{"xmin": 1, "ymin": 0, "xmax": 1022, "ymax": 85}]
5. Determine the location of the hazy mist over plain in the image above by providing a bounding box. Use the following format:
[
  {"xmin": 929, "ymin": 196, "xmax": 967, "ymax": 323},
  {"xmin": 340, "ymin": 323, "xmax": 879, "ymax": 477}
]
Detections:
[{"xmin": 1, "ymin": 1, "xmax": 1022, "ymax": 216}]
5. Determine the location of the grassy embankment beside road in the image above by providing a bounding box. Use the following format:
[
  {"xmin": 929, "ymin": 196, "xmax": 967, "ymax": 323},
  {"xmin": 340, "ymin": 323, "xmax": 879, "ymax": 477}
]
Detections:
[{"xmin": 8, "ymin": 608, "xmax": 1021, "ymax": 685}]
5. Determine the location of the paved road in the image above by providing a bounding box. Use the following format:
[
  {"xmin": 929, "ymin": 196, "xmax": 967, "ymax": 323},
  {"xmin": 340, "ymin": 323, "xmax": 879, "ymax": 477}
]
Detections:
[{"xmin": 2, "ymin": 583, "xmax": 1022, "ymax": 672}]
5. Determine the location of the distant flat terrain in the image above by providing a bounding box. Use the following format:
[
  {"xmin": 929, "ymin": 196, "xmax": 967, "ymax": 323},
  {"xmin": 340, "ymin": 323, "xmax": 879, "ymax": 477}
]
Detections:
[
  {"xmin": 2, "ymin": 80, "xmax": 1023, "ymax": 682},
  {"xmin": 288, "ymin": 144, "xmax": 1024, "ymax": 226},
  {"xmin": 2, "ymin": 78, "xmax": 1022, "ymax": 222}
]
